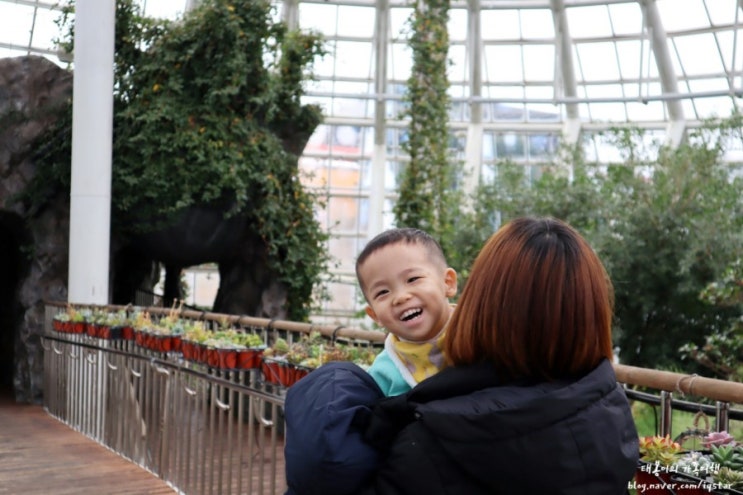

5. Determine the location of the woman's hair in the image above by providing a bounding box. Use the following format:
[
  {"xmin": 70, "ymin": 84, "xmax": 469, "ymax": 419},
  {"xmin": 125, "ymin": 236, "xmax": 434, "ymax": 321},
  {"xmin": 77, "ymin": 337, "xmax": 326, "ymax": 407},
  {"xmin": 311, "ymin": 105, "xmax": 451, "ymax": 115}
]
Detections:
[{"xmin": 444, "ymin": 216, "xmax": 614, "ymax": 381}]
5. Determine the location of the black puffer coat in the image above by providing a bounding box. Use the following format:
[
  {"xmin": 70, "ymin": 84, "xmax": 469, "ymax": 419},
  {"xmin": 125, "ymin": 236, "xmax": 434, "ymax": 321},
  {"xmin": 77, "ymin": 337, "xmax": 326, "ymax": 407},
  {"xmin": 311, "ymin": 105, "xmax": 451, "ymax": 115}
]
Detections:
[{"xmin": 358, "ymin": 359, "xmax": 638, "ymax": 495}]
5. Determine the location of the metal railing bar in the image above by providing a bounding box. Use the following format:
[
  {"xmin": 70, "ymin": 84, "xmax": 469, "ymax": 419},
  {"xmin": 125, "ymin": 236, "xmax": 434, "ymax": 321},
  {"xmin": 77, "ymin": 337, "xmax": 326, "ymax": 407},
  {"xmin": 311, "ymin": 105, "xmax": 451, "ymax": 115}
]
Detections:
[
  {"xmin": 44, "ymin": 334, "xmax": 285, "ymax": 405},
  {"xmin": 624, "ymin": 388, "xmax": 743, "ymax": 420}
]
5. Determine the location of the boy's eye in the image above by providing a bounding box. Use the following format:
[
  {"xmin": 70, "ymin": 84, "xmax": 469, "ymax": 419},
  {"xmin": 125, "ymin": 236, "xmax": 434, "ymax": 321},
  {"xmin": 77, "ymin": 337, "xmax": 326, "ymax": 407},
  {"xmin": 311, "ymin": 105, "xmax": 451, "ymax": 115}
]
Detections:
[
  {"xmin": 373, "ymin": 289, "xmax": 389, "ymax": 299},
  {"xmin": 407, "ymin": 276, "xmax": 421, "ymax": 283}
]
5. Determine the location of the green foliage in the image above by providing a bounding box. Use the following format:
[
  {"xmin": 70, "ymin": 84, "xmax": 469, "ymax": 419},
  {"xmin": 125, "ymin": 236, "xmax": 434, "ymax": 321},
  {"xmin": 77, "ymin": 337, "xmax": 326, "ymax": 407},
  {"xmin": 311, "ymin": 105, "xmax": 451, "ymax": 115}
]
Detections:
[
  {"xmin": 29, "ymin": 0, "xmax": 330, "ymax": 321},
  {"xmin": 453, "ymin": 116, "xmax": 743, "ymax": 370},
  {"xmin": 680, "ymin": 259, "xmax": 743, "ymax": 380},
  {"xmin": 393, "ymin": 0, "xmax": 459, "ymax": 253}
]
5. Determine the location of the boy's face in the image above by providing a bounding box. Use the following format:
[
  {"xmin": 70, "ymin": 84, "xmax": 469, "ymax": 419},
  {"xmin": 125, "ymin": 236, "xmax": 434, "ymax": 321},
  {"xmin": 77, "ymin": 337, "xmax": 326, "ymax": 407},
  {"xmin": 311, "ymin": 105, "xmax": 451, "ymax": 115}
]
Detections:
[{"xmin": 359, "ymin": 242, "xmax": 457, "ymax": 342}]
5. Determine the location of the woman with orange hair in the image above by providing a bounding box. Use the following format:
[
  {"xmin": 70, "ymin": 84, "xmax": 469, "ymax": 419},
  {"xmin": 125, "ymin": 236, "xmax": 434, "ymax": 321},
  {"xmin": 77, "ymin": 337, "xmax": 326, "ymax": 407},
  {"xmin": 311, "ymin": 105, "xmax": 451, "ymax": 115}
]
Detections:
[
  {"xmin": 284, "ymin": 216, "xmax": 638, "ymax": 495},
  {"xmin": 357, "ymin": 216, "xmax": 638, "ymax": 494}
]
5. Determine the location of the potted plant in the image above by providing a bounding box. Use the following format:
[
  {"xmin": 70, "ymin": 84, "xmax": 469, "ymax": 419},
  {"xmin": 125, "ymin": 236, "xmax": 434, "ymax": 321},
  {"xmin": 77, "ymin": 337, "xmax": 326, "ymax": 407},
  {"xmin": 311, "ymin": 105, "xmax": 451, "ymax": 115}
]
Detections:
[
  {"xmin": 261, "ymin": 337, "xmax": 290, "ymax": 385},
  {"xmin": 635, "ymin": 432, "xmax": 743, "ymax": 494},
  {"xmin": 180, "ymin": 322, "xmax": 210, "ymax": 364},
  {"xmin": 52, "ymin": 309, "xmax": 72, "ymax": 333},
  {"xmin": 260, "ymin": 332, "xmax": 381, "ymax": 387}
]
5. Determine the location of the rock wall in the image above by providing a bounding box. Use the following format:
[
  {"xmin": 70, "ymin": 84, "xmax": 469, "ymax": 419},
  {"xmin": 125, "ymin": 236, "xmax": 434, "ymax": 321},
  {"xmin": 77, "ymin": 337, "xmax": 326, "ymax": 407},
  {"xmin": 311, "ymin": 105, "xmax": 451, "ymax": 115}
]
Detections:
[{"xmin": 0, "ymin": 56, "xmax": 72, "ymax": 403}]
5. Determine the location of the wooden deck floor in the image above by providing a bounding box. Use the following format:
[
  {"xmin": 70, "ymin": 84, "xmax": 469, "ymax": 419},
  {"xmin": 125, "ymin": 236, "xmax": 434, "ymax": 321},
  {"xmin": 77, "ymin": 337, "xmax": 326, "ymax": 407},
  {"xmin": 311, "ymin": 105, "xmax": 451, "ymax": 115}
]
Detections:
[{"xmin": 0, "ymin": 390, "xmax": 175, "ymax": 495}]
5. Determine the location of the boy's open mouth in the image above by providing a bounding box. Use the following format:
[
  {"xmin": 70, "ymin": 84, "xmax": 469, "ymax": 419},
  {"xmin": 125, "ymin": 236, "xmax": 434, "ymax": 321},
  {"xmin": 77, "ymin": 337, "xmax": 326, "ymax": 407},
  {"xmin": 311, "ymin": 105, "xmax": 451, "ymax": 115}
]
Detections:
[{"xmin": 400, "ymin": 308, "xmax": 422, "ymax": 321}]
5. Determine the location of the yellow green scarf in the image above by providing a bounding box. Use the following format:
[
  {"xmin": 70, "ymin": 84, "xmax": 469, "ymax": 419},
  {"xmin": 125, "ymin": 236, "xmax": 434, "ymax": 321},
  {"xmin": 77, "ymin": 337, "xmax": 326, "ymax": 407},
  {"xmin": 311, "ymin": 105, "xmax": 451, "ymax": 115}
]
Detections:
[{"xmin": 388, "ymin": 330, "xmax": 447, "ymax": 385}]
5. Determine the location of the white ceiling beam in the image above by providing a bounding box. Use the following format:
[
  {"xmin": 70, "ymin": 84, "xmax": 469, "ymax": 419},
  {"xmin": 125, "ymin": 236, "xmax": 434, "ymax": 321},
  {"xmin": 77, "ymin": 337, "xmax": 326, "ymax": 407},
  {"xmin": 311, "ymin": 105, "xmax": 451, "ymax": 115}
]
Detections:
[{"xmin": 640, "ymin": 0, "xmax": 685, "ymax": 146}]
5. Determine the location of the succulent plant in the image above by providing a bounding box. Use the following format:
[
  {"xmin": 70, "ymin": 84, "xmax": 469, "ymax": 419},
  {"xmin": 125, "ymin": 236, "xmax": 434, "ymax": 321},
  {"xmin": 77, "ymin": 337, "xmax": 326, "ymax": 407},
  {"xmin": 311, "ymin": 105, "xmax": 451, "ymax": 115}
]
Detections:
[
  {"xmin": 639, "ymin": 435, "xmax": 683, "ymax": 466},
  {"xmin": 273, "ymin": 338, "xmax": 290, "ymax": 355},
  {"xmin": 703, "ymin": 430, "xmax": 737, "ymax": 448},
  {"xmin": 183, "ymin": 322, "xmax": 210, "ymax": 343},
  {"xmin": 674, "ymin": 450, "xmax": 716, "ymax": 477},
  {"xmin": 710, "ymin": 444, "xmax": 743, "ymax": 471},
  {"xmin": 286, "ymin": 343, "xmax": 310, "ymax": 364},
  {"xmin": 713, "ymin": 466, "xmax": 743, "ymax": 489}
]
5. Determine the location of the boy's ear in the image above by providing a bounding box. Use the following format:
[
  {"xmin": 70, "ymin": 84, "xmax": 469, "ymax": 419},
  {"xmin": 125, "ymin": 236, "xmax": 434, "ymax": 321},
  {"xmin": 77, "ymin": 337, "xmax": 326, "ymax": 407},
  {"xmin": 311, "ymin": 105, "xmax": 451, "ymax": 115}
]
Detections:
[
  {"xmin": 365, "ymin": 305, "xmax": 379, "ymax": 323},
  {"xmin": 444, "ymin": 268, "xmax": 458, "ymax": 297}
]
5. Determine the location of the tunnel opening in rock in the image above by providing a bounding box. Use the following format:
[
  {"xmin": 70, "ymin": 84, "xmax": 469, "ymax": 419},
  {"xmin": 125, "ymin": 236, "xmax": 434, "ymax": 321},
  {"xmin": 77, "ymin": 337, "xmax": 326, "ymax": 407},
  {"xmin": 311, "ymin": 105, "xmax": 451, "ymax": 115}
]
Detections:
[{"xmin": 0, "ymin": 211, "xmax": 32, "ymax": 399}]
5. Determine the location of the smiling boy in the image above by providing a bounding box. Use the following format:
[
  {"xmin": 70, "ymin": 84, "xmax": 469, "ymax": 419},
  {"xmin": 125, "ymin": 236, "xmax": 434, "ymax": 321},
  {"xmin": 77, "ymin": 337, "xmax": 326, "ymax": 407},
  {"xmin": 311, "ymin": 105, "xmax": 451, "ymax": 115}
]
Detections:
[{"xmin": 356, "ymin": 228, "xmax": 458, "ymax": 396}]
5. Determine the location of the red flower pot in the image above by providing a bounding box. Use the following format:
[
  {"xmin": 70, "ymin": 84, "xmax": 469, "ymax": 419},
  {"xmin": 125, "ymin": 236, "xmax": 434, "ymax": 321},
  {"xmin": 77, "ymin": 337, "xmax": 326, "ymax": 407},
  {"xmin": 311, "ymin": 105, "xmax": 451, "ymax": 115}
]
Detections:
[
  {"xmin": 236, "ymin": 349, "xmax": 263, "ymax": 370},
  {"xmin": 218, "ymin": 349, "xmax": 238, "ymax": 369},
  {"xmin": 96, "ymin": 325, "xmax": 122, "ymax": 340},
  {"xmin": 261, "ymin": 359, "xmax": 281, "ymax": 385},
  {"xmin": 52, "ymin": 319, "xmax": 65, "ymax": 332},
  {"xmin": 197, "ymin": 343, "xmax": 209, "ymax": 364},
  {"xmin": 181, "ymin": 340, "xmax": 194, "ymax": 360},
  {"xmin": 86, "ymin": 324, "xmax": 98, "ymax": 338},
  {"xmin": 154, "ymin": 335, "xmax": 174, "ymax": 353},
  {"xmin": 206, "ymin": 348, "xmax": 219, "ymax": 368}
]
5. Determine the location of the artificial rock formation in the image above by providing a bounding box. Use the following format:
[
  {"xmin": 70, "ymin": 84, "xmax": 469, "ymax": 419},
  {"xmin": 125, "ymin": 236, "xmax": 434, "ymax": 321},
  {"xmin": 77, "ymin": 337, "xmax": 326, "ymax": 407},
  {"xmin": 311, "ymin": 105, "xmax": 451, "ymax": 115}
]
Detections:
[{"xmin": 0, "ymin": 56, "xmax": 72, "ymax": 403}]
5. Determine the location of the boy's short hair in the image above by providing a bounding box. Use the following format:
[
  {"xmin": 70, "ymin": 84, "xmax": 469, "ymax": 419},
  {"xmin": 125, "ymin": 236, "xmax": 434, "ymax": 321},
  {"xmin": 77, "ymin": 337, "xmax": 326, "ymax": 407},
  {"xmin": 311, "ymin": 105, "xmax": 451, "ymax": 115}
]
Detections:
[{"xmin": 355, "ymin": 228, "xmax": 447, "ymax": 294}]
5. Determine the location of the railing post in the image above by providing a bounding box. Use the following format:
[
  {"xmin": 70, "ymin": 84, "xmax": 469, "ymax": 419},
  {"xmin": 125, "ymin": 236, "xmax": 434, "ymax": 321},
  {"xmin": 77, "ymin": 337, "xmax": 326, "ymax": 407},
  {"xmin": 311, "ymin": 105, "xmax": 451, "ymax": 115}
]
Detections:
[
  {"xmin": 715, "ymin": 401, "xmax": 730, "ymax": 432},
  {"xmin": 659, "ymin": 390, "xmax": 673, "ymax": 437}
]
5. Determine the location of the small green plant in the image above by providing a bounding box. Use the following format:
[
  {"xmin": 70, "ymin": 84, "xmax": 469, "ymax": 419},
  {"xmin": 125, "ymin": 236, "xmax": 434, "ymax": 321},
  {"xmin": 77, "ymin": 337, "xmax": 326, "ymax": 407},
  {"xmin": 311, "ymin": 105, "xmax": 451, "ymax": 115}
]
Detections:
[
  {"xmin": 709, "ymin": 444, "xmax": 743, "ymax": 471},
  {"xmin": 714, "ymin": 467, "xmax": 743, "ymax": 489},
  {"xmin": 182, "ymin": 322, "xmax": 209, "ymax": 343}
]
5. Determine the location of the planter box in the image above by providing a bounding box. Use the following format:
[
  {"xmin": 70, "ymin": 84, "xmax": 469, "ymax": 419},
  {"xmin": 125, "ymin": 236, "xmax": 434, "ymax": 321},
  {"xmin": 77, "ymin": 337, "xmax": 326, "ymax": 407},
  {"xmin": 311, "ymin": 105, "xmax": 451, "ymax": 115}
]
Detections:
[
  {"xmin": 261, "ymin": 358, "xmax": 282, "ymax": 385},
  {"xmin": 215, "ymin": 348, "xmax": 264, "ymax": 370},
  {"xmin": 261, "ymin": 357, "xmax": 312, "ymax": 387},
  {"xmin": 134, "ymin": 328, "xmax": 146, "ymax": 347},
  {"xmin": 86, "ymin": 324, "xmax": 98, "ymax": 338},
  {"xmin": 148, "ymin": 334, "xmax": 180, "ymax": 353},
  {"xmin": 52, "ymin": 318, "xmax": 68, "ymax": 333},
  {"xmin": 181, "ymin": 340, "xmax": 196, "ymax": 361},
  {"xmin": 181, "ymin": 340, "xmax": 212, "ymax": 365},
  {"xmin": 87, "ymin": 324, "xmax": 123, "ymax": 340}
]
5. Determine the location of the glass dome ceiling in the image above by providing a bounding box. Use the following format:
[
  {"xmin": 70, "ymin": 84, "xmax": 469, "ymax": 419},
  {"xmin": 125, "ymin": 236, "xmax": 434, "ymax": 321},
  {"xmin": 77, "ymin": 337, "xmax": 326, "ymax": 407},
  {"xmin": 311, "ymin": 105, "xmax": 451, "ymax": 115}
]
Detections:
[{"xmin": 2, "ymin": 0, "xmax": 742, "ymax": 323}]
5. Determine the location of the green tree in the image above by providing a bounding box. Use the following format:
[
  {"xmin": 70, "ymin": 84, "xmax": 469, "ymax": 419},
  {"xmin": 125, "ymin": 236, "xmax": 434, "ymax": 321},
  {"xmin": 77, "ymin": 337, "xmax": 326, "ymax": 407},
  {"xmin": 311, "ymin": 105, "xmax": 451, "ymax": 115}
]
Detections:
[
  {"xmin": 393, "ymin": 0, "xmax": 458, "ymax": 252},
  {"xmin": 31, "ymin": 0, "xmax": 329, "ymax": 321},
  {"xmin": 680, "ymin": 259, "xmax": 743, "ymax": 381},
  {"xmin": 453, "ymin": 117, "xmax": 743, "ymax": 370}
]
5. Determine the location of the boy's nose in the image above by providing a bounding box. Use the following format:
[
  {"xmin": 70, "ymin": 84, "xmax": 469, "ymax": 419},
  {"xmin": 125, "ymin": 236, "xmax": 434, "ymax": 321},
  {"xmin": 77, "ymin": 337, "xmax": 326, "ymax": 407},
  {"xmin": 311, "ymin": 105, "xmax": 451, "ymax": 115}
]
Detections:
[{"xmin": 392, "ymin": 291, "xmax": 411, "ymax": 305}]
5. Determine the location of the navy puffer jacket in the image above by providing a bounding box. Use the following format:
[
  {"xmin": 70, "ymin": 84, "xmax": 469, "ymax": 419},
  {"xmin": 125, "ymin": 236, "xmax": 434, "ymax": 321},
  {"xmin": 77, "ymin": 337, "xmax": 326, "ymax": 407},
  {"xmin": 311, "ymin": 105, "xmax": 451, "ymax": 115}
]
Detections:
[{"xmin": 284, "ymin": 362, "xmax": 384, "ymax": 495}]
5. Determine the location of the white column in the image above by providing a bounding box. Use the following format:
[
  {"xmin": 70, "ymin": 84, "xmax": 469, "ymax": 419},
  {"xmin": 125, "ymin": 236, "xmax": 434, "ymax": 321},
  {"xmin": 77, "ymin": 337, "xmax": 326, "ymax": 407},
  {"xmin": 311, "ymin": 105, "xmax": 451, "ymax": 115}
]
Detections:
[
  {"xmin": 68, "ymin": 0, "xmax": 115, "ymax": 305},
  {"xmin": 462, "ymin": 0, "xmax": 482, "ymax": 199},
  {"xmin": 551, "ymin": 0, "xmax": 581, "ymax": 145},
  {"xmin": 282, "ymin": 0, "xmax": 300, "ymax": 30},
  {"xmin": 368, "ymin": 0, "xmax": 390, "ymax": 238}
]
